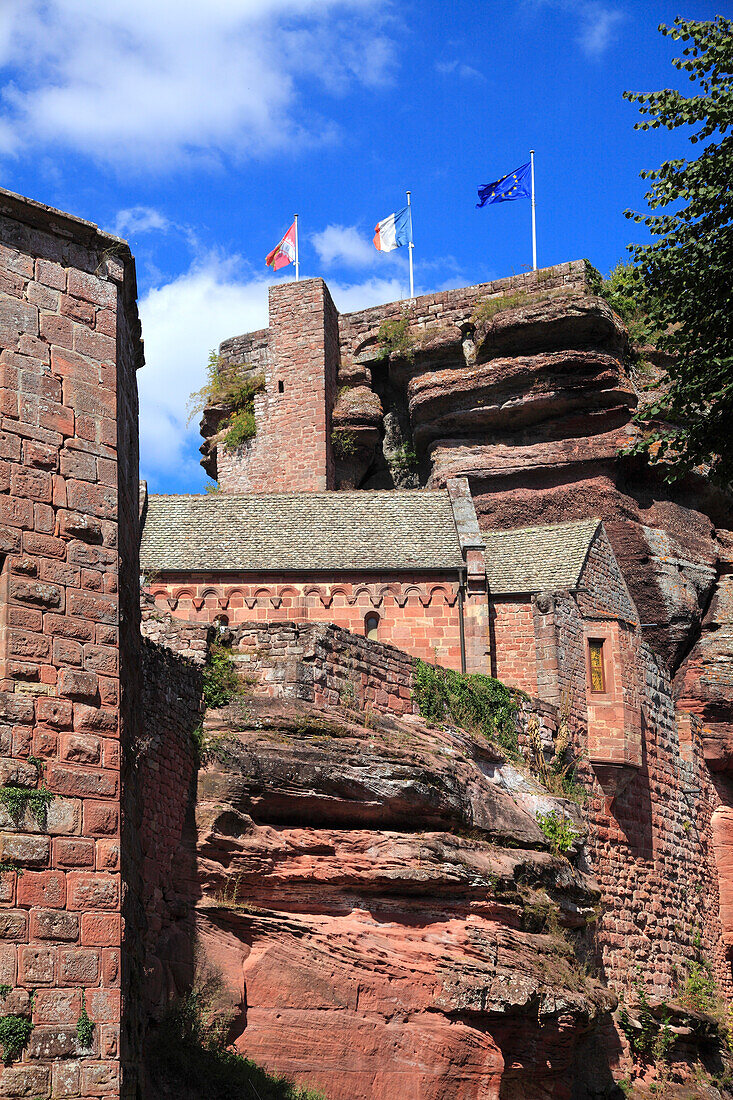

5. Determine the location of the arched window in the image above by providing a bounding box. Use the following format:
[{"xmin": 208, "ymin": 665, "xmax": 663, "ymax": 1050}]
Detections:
[
  {"xmin": 365, "ymin": 612, "xmax": 379, "ymax": 640},
  {"xmin": 214, "ymin": 613, "xmax": 229, "ymax": 631}
]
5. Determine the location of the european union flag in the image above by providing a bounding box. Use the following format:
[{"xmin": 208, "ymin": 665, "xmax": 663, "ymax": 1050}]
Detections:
[{"xmin": 476, "ymin": 162, "xmax": 531, "ymax": 208}]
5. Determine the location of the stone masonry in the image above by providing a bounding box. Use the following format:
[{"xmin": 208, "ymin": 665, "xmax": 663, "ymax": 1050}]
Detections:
[
  {"xmin": 0, "ymin": 190, "xmax": 142, "ymax": 1100},
  {"xmin": 214, "ymin": 279, "xmax": 339, "ymax": 492}
]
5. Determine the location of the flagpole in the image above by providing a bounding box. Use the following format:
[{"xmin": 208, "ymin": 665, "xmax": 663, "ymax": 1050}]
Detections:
[
  {"xmin": 406, "ymin": 190, "xmax": 414, "ymax": 300},
  {"xmin": 294, "ymin": 214, "xmax": 299, "ymax": 281},
  {"xmin": 530, "ymin": 151, "xmax": 537, "ymax": 271}
]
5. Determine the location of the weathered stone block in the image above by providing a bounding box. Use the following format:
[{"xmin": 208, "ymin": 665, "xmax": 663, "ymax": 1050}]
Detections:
[
  {"xmin": 30, "ymin": 909, "xmax": 79, "ymax": 941},
  {"xmin": 0, "ymin": 832, "xmax": 50, "ymax": 867},
  {"xmin": 18, "ymin": 944, "xmax": 55, "ymax": 984},
  {"xmin": 0, "ymin": 1063, "xmax": 50, "ymax": 1096},
  {"xmin": 58, "ymin": 946, "xmax": 100, "ymax": 984},
  {"xmin": 66, "ymin": 871, "xmax": 119, "ymax": 910},
  {"xmin": 57, "ymin": 668, "xmax": 99, "ymax": 701},
  {"xmin": 0, "ymin": 910, "xmax": 28, "ymax": 941}
]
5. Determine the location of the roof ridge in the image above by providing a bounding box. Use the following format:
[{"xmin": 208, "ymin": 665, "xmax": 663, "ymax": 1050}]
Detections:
[
  {"xmin": 484, "ymin": 516, "xmax": 601, "ymax": 539},
  {"xmin": 147, "ymin": 489, "xmax": 452, "ymax": 502}
]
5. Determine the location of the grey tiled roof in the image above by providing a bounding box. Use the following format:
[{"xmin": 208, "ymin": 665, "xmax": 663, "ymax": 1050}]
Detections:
[
  {"xmin": 484, "ymin": 518, "xmax": 601, "ymax": 594},
  {"xmin": 140, "ymin": 491, "xmax": 464, "ymax": 573}
]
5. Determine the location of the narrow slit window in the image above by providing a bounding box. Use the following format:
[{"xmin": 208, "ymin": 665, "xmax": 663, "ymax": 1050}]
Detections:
[
  {"xmin": 365, "ymin": 613, "xmax": 379, "ymax": 640},
  {"xmin": 278, "ymin": 380, "xmax": 284, "ymax": 393},
  {"xmin": 588, "ymin": 639, "xmax": 606, "ymax": 693}
]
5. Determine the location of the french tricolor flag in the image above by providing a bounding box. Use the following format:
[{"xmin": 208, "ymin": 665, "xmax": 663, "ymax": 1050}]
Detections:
[{"xmin": 373, "ymin": 206, "xmax": 412, "ymax": 252}]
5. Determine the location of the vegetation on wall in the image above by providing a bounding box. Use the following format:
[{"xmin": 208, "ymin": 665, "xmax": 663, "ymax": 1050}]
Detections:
[
  {"xmin": 76, "ymin": 991, "xmax": 94, "ymax": 1049},
  {"xmin": 0, "ymin": 1014, "xmax": 33, "ymax": 1065},
  {"xmin": 472, "ymin": 289, "xmax": 536, "ymax": 325},
  {"xmin": 535, "ymin": 810, "xmax": 580, "ymax": 854},
  {"xmin": 376, "ymin": 316, "xmax": 413, "ymax": 360},
  {"xmin": 413, "ymin": 660, "xmax": 518, "ymax": 755},
  {"xmin": 617, "ymin": 965, "xmax": 733, "ymax": 1078},
  {"xmin": 330, "ymin": 428, "xmax": 358, "ymax": 460},
  {"xmin": 526, "ymin": 716, "xmax": 588, "ymax": 806},
  {"xmin": 0, "ymin": 784, "xmax": 53, "ymax": 825},
  {"xmin": 221, "ymin": 375, "xmax": 266, "ymax": 451},
  {"xmin": 620, "ymin": 16, "xmax": 733, "ymax": 483},
  {"xmin": 202, "ymin": 643, "xmax": 242, "ymax": 709},
  {"xmin": 188, "ymin": 350, "xmax": 265, "ymax": 452},
  {"xmin": 0, "ymin": 989, "xmax": 34, "ymax": 1066},
  {"xmin": 389, "ymin": 443, "xmax": 418, "ymax": 473}
]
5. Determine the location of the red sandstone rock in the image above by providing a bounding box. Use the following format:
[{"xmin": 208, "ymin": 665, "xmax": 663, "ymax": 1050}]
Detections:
[
  {"xmin": 331, "ymin": 383, "xmax": 382, "ymax": 489},
  {"xmin": 163, "ymin": 697, "xmax": 613, "ymax": 1099}
]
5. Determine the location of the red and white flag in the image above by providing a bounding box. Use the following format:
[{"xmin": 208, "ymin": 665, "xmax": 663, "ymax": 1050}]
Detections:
[{"xmin": 265, "ymin": 221, "xmax": 297, "ymax": 271}]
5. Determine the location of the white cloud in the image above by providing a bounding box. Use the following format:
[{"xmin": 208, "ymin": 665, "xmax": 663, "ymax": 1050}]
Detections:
[
  {"xmin": 575, "ymin": 3, "xmax": 623, "ymax": 56},
  {"xmin": 137, "ymin": 255, "xmax": 270, "ymax": 487},
  {"xmin": 435, "ymin": 60, "xmax": 485, "ymax": 81},
  {"xmin": 524, "ymin": 0, "xmax": 623, "ymax": 57},
  {"xmin": 312, "ymin": 224, "xmax": 377, "ymax": 268},
  {"xmin": 137, "ymin": 256, "xmax": 414, "ymax": 491},
  {"xmin": 114, "ymin": 207, "xmax": 171, "ymax": 238},
  {"xmin": 0, "ymin": 0, "xmax": 395, "ymax": 170},
  {"xmin": 311, "ymin": 223, "xmax": 410, "ymax": 272}
]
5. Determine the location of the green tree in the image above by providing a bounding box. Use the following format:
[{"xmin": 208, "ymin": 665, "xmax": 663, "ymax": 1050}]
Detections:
[{"xmin": 624, "ymin": 15, "xmax": 733, "ymax": 483}]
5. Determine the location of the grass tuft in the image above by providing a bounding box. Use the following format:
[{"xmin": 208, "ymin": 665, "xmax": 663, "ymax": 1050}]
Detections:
[{"xmin": 413, "ymin": 660, "xmax": 518, "ymax": 755}]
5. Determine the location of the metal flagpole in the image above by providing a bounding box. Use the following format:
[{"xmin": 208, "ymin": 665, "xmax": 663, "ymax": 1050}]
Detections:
[
  {"xmin": 294, "ymin": 214, "xmax": 299, "ymax": 281},
  {"xmin": 530, "ymin": 151, "xmax": 537, "ymax": 271},
  {"xmin": 406, "ymin": 190, "xmax": 414, "ymax": 299}
]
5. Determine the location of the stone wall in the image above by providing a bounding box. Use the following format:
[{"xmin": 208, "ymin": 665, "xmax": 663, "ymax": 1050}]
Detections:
[
  {"xmin": 231, "ymin": 620, "xmax": 418, "ymax": 716},
  {"xmin": 140, "ymin": 592, "xmax": 211, "ymax": 665},
  {"xmin": 147, "ymin": 574, "xmax": 467, "ymax": 670},
  {"xmin": 211, "ymin": 280, "xmax": 339, "ymax": 493},
  {"xmin": 0, "ymin": 190, "xmax": 142, "ymax": 1100},
  {"xmin": 337, "ymin": 259, "xmax": 589, "ymax": 360},
  {"xmin": 136, "ymin": 637, "xmax": 203, "ymax": 1018},
  {"xmin": 581, "ymin": 648, "xmax": 727, "ymax": 999},
  {"xmin": 524, "ymin": 532, "xmax": 729, "ymax": 1001},
  {"xmin": 482, "ymin": 524, "xmax": 729, "ymax": 1003}
]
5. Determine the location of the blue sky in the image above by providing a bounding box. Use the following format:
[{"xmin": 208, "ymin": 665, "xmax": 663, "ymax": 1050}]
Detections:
[{"xmin": 0, "ymin": 0, "xmax": 720, "ymax": 492}]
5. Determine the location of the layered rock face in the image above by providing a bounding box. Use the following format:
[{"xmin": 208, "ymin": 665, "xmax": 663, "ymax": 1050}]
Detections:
[{"xmin": 190, "ymin": 696, "xmax": 612, "ymax": 1100}]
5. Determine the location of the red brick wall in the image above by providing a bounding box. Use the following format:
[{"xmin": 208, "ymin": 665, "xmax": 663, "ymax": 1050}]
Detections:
[
  {"xmin": 491, "ymin": 598, "xmax": 538, "ymax": 694},
  {"xmin": 148, "ymin": 573, "xmax": 467, "ymax": 671},
  {"xmin": 215, "ymin": 279, "xmax": 339, "ymax": 493},
  {"xmin": 0, "ymin": 193, "xmax": 142, "ymax": 1099}
]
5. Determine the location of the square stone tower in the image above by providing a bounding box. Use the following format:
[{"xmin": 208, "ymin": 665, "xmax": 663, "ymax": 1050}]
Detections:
[{"xmin": 212, "ymin": 278, "xmax": 339, "ymax": 492}]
